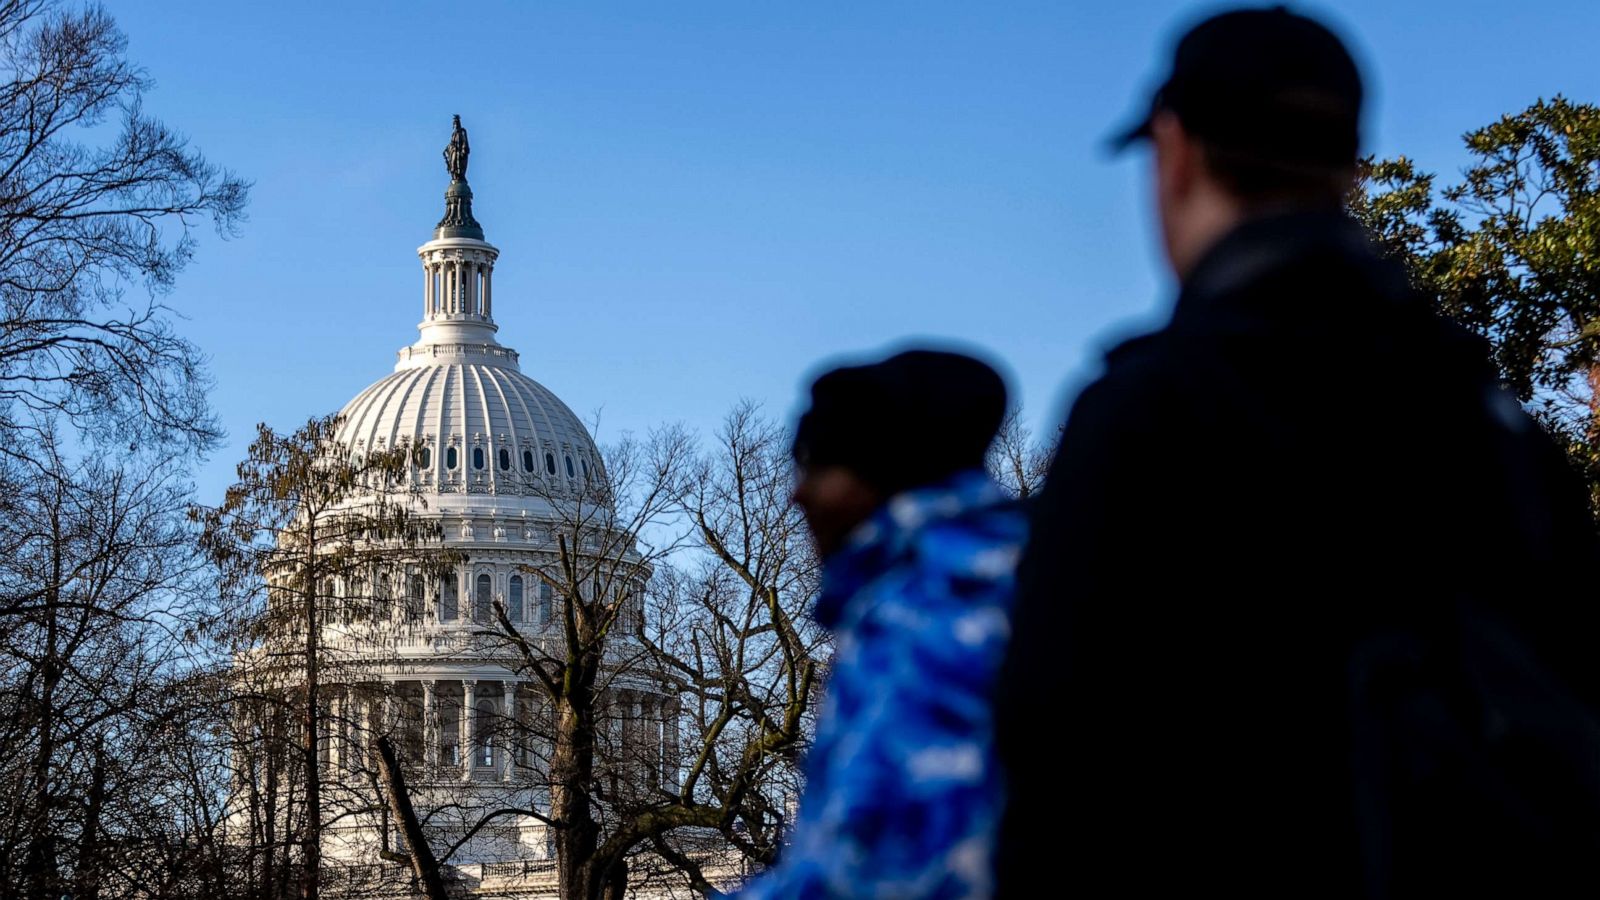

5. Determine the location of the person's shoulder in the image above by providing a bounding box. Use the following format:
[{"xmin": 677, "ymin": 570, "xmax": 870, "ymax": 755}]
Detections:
[
  {"xmin": 901, "ymin": 500, "xmax": 1026, "ymax": 603},
  {"xmin": 1064, "ymin": 325, "xmax": 1207, "ymax": 433}
]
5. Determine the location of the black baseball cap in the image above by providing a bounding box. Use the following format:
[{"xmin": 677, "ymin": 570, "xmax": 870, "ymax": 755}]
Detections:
[{"xmin": 1110, "ymin": 6, "xmax": 1362, "ymax": 170}]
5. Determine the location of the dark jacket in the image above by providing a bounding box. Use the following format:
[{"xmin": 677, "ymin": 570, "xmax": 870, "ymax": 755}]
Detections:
[{"xmin": 995, "ymin": 211, "xmax": 1600, "ymax": 898}]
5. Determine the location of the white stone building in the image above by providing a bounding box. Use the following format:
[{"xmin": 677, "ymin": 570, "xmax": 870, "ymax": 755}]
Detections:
[{"xmin": 250, "ymin": 119, "xmax": 702, "ymax": 897}]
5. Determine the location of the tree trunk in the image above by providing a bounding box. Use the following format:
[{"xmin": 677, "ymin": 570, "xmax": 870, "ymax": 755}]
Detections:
[
  {"xmin": 602, "ymin": 858, "xmax": 628, "ymax": 900},
  {"xmin": 375, "ymin": 736, "xmax": 450, "ymax": 900},
  {"xmin": 553, "ymin": 648, "xmax": 607, "ymax": 900},
  {"xmin": 23, "ymin": 500, "xmax": 65, "ymax": 900},
  {"xmin": 301, "ymin": 552, "xmax": 322, "ymax": 900},
  {"xmin": 263, "ymin": 704, "xmax": 280, "ymax": 900},
  {"xmin": 75, "ymin": 738, "xmax": 108, "ymax": 900}
]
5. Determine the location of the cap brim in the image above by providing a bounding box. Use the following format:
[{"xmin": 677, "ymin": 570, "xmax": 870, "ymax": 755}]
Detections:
[
  {"xmin": 1106, "ymin": 86, "xmax": 1166, "ymax": 156},
  {"xmin": 1106, "ymin": 116, "xmax": 1153, "ymax": 154}
]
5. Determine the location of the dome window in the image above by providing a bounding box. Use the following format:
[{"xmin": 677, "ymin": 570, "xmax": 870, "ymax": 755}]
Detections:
[
  {"xmin": 416, "ymin": 446, "xmax": 432, "ymax": 468},
  {"xmin": 473, "ymin": 447, "xmax": 485, "ymax": 470},
  {"xmin": 446, "ymin": 447, "xmax": 458, "ymax": 470},
  {"xmin": 407, "ymin": 573, "xmax": 424, "ymax": 623},
  {"xmin": 581, "ymin": 459, "xmax": 590, "ymax": 480},
  {"xmin": 498, "ymin": 448, "xmax": 511, "ymax": 471},
  {"xmin": 439, "ymin": 573, "xmax": 458, "ymax": 622},
  {"xmin": 474, "ymin": 573, "xmax": 492, "ymax": 623},
  {"xmin": 475, "ymin": 699, "xmax": 496, "ymax": 767},
  {"xmin": 545, "ymin": 452, "xmax": 556, "ymax": 475},
  {"xmin": 509, "ymin": 575, "xmax": 524, "ymax": 622},
  {"xmin": 565, "ymin": 456, "xmax": 575, "ymax": 478},
  {"xmin": 523, "ymin": 449, "xmax": 535, "ymax": 472}
]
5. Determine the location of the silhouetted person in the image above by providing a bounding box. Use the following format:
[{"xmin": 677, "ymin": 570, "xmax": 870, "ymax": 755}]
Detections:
[
  {"xmin": 995, "ymin": 8, "xmax": 1600, "ymax": 898},
  {"xmin": 738, "ymin": 349, "xmax": 1025, "ymax": 899}
]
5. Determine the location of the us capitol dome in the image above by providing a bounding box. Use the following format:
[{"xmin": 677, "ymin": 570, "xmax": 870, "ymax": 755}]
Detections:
[{"xmin": 267, "ymin": 117, "xmax": 682, "ymax": 895}]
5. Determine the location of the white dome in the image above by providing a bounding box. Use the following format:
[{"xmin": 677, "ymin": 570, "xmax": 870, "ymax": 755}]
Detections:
[
  {"xmin": 335, "ymin": 344, "xmax": 601, "ymax": 500},
  {"xmin": 332, "ymin": 220, "xmax": 601, "ymax": 505}
]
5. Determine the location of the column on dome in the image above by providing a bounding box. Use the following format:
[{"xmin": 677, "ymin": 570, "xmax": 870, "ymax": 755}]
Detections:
[
  {"xmin": 632, "ymin": 694, "xmax": 648, "ymax": 782},
  {"xmin": 470, "ymin": 259, "xmax": 481, "ymax": 316},
  {"xmin": 461, "ymin": 679, "xmax": 476, "ymax": 780},
  {"xmin": 638, "ymin": 694, "xmax": 657, "ymax": 787},
  {"xmin": 329, "ymin": 689, "xmax": 344, "ymax": 771},
  {"xmin": 361, "ymin": 684, "xmax": 379, "ymax": 771},
  {"xmin": 662, "ymin": 696, "xmax": 681, "ymax": 790},
  {"xmin": 501, "ymin": 680, "xmax": 516, "ymax": 782},
  {"xmin": 422, "ymin": 679, "xmax": 438, "ymax": 768},
  {"xmin": 320, "ymin": 690, "xmax": 335, "ymax": 770},
  {"xmin": 616, "ymin": 690, "xmax": 635, "ymax": 778},
  {"xmin": 337, "ymin": 686, "xmax": 353, "ymax": 773},
  {"xmin": 381, "ymin": 682, "xmax": 394, "ymax": 748},
  {"xmin": 528, "ymin": 690, "xmax": 550, "ymax": 775},
  {"xmin": 483, "ymin": 262, "xmax": 492, "ymax": 318},
  {"xmin": 606, "ymin": 689, "xmax": 622, "ymax": 755},
  {"xmin": 353, "ymin": 685, "xmax": 370, "ymax": 772}
]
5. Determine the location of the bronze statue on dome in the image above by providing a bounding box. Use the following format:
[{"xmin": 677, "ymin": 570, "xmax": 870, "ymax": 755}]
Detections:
[{"xmin": 444, "ymin": 114, "xmax": 469, "ymax": 180}]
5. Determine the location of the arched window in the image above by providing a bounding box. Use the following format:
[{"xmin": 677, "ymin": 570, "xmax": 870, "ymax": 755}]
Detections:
[
  {"xmin": 474, "ymin": 699, "xmax": 496, "ymax": 767},
  {"xmin": 509, "ymin": 576, "xmax": 524, "ymax": 622},
  {"xmin": 539, "ymin": 582, "xmax": 553, "ymax": 627},
  {"xmin": 439, "ymin": 573, "xmax": 458, "ymax": 622},
  {"xmin": 440, "ymin": 697, "xmax": 460, "ymax": 765},
  {"xmin": 474, "ymin": 573, "xmax": 492, "ymax": 624},
  {"xmin": 320, "ymin": 579, "xmax": 336, "ymax": 626},
  {"xmin": 498, "ymin": 448, "xmax": 511, "ymax": 471},
  {"xmin": 372, "ymin": 571, "xmax": 392, "ymax": 623},
  {"xmin": 407, "ymin": 573, "xmax": 424, "ymax": 623},
  {"xmin": 473, "ymin": 447, "xmax": 485, "ymax": 470},
  {"xmin": 401, "ymin": 692, "xmax": 424, "ymax": 764},
  {"xmin": 417, "ymin": 446, "xmax": 432, "ymax": 468},
  {"xmin": 523, "ymin": 449, "xmax": 535, "ymax": 472},
  {"xmin": 581, "ymin": 459, "xmax": 590, "ymax": 480},
  {"xmin": 565, "ymin": 456, "xmax": 575, "ymax": 478},
  {"xmin": 545, "ymin": 452, "xmax": 557, "ymax": 475},
  {"xmin": 446, "ymin": 446, "xmax": 458, "ymax": 470}
]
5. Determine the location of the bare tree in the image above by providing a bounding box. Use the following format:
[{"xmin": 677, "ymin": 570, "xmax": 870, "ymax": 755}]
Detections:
[
  {"xmin": 640, "ymin": 403, "xmax": 826, "ymax": 895},
  {"xmin": 0, "ymin": 425, "xmax": 227, "ymax": 900},
  {"xmin": 458, "ymin": 404, "xmax": 825, "ymax": 900},
  {"xmin": 986, "ymin": 408, "xmax": 1060, "ymax": 499},
  {"xmin": 0, "ymin": 0, "xmax": 246, "ymax": 459},
  {"xmin": 0, "ymin": 5, "xmax": 246, "ymax": 893},
  {"xmin": 447, "ymin": 425, "xmax": 695, "ymax": 900},
  {"xmin": 195, "ymin": 415, "xmax": 455, "ymax": 900}
]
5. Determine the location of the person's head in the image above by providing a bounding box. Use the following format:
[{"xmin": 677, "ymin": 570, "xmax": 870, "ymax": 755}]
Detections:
[
  {"xmin": 1112, "ymin": 7, "xmax": 1364, "ymax": 278},
  {"xmin": 790, "ymin": 349, "xmax": 1007, "ymax": 558}
]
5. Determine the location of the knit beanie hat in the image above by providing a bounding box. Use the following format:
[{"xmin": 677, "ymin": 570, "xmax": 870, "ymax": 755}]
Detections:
[{"xmin": 792, "ymin": 349, "xmax": 1007, "ymax": 496}]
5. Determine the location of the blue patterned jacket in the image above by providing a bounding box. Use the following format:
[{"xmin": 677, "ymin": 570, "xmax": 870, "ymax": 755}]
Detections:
[{"xmin": 738, "ymin": 469, "xmax": 1027, "ymax": 900}]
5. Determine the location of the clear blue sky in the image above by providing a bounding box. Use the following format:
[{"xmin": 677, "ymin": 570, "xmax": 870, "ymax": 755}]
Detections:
[{"xmin": 111, "ymin": 0, "xmax": 1598, "ymax": 505}]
